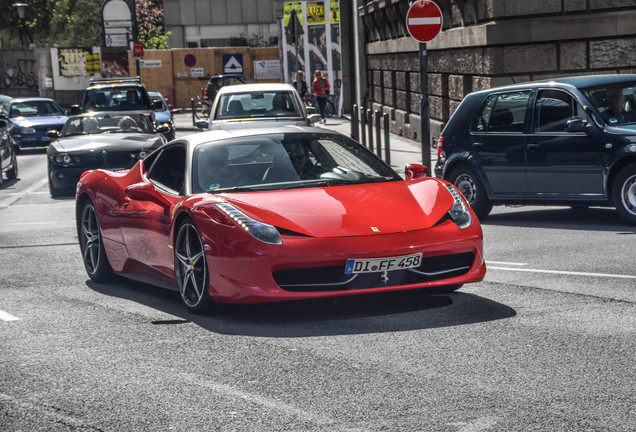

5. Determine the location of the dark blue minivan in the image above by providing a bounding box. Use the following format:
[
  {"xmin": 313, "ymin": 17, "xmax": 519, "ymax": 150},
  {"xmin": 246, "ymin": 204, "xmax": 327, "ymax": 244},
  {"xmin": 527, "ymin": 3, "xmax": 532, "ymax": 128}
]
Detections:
[{"xmin": 435, "ymin": 74, "xmax": 636, "ymax": 225}]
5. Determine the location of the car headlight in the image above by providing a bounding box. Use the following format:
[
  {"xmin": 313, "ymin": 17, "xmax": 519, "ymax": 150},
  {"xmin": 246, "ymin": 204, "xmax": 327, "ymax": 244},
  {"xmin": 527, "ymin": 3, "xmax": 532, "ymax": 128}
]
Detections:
[
  {"xmin": 444, "ymin": 184, "xmax": 472, "ymax": 228},
  {"xmin": 52, "ymin": 153, "xmax": 74, "ymax": 166},
  {"xmin": 21, "ymin": 127, "xmax": 36, "ymax": 134},
  {"xmin": 215, "ymin": 203, "xmax": 282, "ymax": 244}
]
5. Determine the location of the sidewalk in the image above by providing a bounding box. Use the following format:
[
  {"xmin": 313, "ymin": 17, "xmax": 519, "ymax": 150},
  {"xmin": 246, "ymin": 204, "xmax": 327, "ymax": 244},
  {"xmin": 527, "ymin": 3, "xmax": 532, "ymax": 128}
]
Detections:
[{"xmin": 172, "ymin": 111, "xmax": 436, "ymax": 174}]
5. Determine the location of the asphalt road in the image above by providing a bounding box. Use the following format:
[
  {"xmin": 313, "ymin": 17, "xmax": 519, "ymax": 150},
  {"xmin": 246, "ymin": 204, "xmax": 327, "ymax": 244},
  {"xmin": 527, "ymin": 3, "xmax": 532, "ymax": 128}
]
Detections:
[{"xmin": 1, "ymin": 147, "xmax": 635, "ymax": 431}]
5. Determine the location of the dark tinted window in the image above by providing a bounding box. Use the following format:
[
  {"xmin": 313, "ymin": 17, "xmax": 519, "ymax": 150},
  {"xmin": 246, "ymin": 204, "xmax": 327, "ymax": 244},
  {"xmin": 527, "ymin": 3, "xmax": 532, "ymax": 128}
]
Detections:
[
  {"xmin": 472, "ymin": 91, "xmax": 530, "ymax": 133},
  {"xmin": 534, "ymin": 89, "xmax": 587, "ymax": 133},
  {"xmin": 147, "ymin": 145, "xmax": 186, "ymax": 194}
]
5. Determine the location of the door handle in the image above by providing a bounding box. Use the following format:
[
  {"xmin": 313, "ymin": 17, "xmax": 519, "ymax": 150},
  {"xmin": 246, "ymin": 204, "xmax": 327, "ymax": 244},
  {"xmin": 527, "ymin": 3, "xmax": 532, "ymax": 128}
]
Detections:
[
  {"xmin": 527, "ymin": 143, "xmax": 540, "ymax": 151},
  {"xmin": 471, "ymin": 142, "xmax": 484, "ymax": 149}
]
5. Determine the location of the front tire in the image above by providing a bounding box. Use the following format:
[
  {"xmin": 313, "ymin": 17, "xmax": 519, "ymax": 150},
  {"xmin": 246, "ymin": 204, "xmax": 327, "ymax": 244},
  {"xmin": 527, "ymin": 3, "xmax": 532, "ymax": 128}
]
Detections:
[
  {"xmin": 174, "ymin": 219, "xmax": 214, "ymax": 313},
  {"xmin": 449, "ymin": 165, "xmax": 492, "ymax": 220},
  {"xmin": 6, "ymin": 152, "xmax": 18, "ymax": 180},
  {"xmin": 78, "ymin": 199, "xmax": 116, "ymax": 282},
  {"xmin": 613, "ymin": 163, "xmax": 636, "ymax": 225}
]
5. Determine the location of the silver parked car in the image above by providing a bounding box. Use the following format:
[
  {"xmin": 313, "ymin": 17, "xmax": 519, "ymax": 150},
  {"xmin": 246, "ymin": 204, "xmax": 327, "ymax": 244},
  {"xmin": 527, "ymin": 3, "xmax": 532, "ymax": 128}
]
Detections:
[{"xmin": 196, "ymin": 83, "xmax": 320, "ymax": 131}]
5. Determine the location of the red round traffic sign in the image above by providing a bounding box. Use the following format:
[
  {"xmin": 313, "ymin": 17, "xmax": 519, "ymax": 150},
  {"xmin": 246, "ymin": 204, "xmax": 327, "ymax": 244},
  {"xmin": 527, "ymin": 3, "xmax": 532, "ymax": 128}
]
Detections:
[{"xmin": 406, "ymin": 0, "xmax": 443, "ymax": 43}]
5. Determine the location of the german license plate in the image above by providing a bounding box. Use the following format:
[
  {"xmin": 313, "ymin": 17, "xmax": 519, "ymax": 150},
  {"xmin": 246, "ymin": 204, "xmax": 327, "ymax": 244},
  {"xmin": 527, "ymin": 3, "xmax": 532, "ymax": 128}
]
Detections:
[{"xmin": 345, "ymin": 252, "xmax": 422, "ymax": 274}]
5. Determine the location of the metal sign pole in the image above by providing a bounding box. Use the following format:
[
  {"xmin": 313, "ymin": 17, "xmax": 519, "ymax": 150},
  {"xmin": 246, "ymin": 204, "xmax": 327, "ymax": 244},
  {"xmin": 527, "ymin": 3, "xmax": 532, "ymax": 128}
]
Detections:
[{"xmin": 419, "ymin": 42, "xmax": 431, "ymax": 168}]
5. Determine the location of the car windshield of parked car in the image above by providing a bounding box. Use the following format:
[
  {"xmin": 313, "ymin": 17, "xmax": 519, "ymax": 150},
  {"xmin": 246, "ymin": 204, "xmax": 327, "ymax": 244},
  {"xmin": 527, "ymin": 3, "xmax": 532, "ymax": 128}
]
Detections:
[
  {"xmin": 582, "ymin": 83, "xmax": 636, "ymax": 126},
  {"xmin": 215, "ymin": 91, "xmax": 302, "ymax": 120},
  {"xmin": 62, "ymin": 113, "xmax": 153, "ymax": 137},
  {"xmin": 10, "ymin": 101, "xmax": 64, "ymax": 118},
  {"xmin": 192, "ymin": 133, "xmax": 401, "ymax": 193}
]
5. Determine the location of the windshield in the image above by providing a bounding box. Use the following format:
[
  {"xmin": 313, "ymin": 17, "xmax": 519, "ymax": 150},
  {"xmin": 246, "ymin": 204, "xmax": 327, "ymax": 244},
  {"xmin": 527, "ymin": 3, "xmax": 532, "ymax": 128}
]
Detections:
[
  {"xmin": 192, "ymin": 133, "xmax": 401, "ymax": 193},
  {"xmin": 10, "ymin": 101, "xmax": 64, "ymax": 118},
  {"xmin": 582, "ymin": 82, "xmax": 636, "ymax": 126},
  {"xmin": 83, "ymin": 86, "xmax": 151, "ymax": 111},
  {"xmin": 61, "ymin": 112, "xmax": 153, "ymax": 137},
  {"xmin": 215, "ymin": 91, "xmax": 302, "ymax": 120}
]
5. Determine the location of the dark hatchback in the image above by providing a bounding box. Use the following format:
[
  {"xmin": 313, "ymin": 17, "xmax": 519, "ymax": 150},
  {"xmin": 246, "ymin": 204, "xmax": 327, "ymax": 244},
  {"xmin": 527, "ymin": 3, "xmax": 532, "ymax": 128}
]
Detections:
[{"xmin": 435, "ymin": 74, "xmax": 636, "ymax": 224}]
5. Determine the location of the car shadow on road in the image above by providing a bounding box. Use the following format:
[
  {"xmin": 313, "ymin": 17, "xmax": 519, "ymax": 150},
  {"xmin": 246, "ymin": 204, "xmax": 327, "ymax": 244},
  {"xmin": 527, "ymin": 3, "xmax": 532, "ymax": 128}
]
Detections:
[
  {"xmin": 87, "ymin": 279, "xmax": 516, "ymax": 337},
  {"xmin": 483, "ymin": 206, "xmax": 635, "ymax": 232}
]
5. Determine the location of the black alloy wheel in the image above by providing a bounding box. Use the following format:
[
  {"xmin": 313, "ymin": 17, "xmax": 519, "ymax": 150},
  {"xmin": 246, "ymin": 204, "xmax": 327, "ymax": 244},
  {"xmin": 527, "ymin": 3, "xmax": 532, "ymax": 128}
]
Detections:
[
  {"xmin": 449, "ymin": 165, "xmax": 493, "ymax": 220},
  {"xmin": 613, "ymin": 163, "xmax": 636, "ymax": 225},
  {"xmin": 174, "ymin": 220, "xmax": 213, "ymax": 313},
  {"xmin": 78, "ymin": 199, "xmax": 116, "ymax": 282}
]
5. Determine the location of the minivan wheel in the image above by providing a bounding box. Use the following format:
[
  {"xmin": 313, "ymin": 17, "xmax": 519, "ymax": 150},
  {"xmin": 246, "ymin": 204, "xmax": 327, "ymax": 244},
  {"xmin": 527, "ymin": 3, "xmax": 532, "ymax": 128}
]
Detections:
[
  {"xmin": 449, "ymin": 165, "xmax": 492, "ymax": 220},
  {"xmin": 613, "ymin": 163, "xmax": 636, "ymax": 225}
]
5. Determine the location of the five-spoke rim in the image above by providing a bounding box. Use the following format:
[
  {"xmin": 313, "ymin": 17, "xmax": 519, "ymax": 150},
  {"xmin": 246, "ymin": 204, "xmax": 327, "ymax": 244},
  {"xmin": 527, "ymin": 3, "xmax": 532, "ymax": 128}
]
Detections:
[
  {"xmin": 620, "ymin": 173, "xmax": 636, "ymax": 216},
  {"xmin": 80, "ymin": 204, "xmax": 100, "ymax": 274},
  {"xmin": 175, "ymin": 223, "xmax": 207, "ymax": 307}
]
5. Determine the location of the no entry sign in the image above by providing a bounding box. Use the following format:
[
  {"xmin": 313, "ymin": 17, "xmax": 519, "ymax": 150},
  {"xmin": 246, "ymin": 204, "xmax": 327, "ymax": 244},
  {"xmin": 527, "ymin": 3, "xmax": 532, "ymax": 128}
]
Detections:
[{"xmin": 406, "ymin": 0, "xmax": 443, "ymax": 43}]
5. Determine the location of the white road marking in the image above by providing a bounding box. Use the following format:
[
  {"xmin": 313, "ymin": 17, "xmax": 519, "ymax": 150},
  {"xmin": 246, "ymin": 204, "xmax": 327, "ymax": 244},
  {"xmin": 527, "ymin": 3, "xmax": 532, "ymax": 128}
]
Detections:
[
  {"xmin": 488, "ymin": 266, "xmax": 636, "ymax": 279},
  {"xmin": 10, "ymin": 221, "xmax": 58, "ymax": 226},
  {"xmin": 451, "ymin": 416, "xmax": 500, "ymax": 432},
  {"xmin": 0, "ymin": 310, "xmax": 21, "ymax": 321},
  {"xmin": 487, "ymin": 261, "xmax": 528, "ymax": 266},
  {"xmin": 408, "ymin": 17, "xmax": 441, "ymax": 25},
  {"xmin": 0, "ymin": 178, "xmax": 48, "ymax": 208}
]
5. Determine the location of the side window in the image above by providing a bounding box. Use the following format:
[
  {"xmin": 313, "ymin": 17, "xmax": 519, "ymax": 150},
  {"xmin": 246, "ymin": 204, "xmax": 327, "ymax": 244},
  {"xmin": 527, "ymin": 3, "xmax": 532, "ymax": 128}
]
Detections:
[
  {"xmin": 534, "ymin": 89, "xmax": 587, "ymax": 133},
  {"xmin": 472, "ymin": 91, "xmax": 531, "ymax": 133},
  {"xmin": 147, "ymin": 145, "xmax": 186, "ymax": 195}
]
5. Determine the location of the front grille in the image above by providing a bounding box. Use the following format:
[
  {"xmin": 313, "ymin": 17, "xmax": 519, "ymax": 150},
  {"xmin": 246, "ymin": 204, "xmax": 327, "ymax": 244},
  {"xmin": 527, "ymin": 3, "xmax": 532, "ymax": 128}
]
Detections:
[
  {"xmin": 77, "ymin": 152, "xmax": 137, "ymax": 169},
  {"xmin": 274, "ymin": 252, "xmax": 475, "ymax": 292}
]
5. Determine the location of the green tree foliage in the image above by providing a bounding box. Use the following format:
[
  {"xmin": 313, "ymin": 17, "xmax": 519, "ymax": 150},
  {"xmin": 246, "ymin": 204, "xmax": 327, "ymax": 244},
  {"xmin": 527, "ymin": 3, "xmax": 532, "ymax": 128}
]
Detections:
[
  {"xmin": 136, "ymin": 0, "xmax": 171, "ymax": 49},
  {"xmin": 0, "ymin": 0, "xmax": 171, "ymax": 49}
]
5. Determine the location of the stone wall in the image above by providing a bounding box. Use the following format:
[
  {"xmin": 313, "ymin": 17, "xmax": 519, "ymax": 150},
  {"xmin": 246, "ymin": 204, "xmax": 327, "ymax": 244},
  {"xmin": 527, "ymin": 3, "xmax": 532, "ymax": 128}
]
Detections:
[{"xmin": 360, "ymin": 0, "xmax": 636, "ymax": 146}]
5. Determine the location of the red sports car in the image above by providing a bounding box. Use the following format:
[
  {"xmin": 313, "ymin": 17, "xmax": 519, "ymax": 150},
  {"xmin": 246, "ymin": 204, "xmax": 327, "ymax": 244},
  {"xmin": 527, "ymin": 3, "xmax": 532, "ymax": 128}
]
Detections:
[{"xmin": 76, "ymin": 126, "xmax": 485, "ymax": 313}]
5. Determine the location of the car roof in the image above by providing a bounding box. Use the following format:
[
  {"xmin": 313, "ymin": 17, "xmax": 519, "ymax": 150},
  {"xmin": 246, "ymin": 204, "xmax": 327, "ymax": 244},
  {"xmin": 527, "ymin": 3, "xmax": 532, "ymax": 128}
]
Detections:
[
  {"xmin": 183, "ymin": 124, "xmax": 334, "ymax": 148},
  {"xmin": 10, "ymin": 97, "xmax": 60, "ymax": 103},
  {"xmin": 471, "ymin": 74, "xmax": 636, "ymax": 97},
  {"xmin": 217, "ymin": 83, "xmax": 297, "ymax": 95}
]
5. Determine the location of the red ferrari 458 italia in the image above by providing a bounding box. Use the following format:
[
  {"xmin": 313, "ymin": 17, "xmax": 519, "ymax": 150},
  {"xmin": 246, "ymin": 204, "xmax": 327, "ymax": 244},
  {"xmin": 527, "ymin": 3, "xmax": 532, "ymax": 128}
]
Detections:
[{"xmin": 76, "ymin": 126, "xmax": 486, "ymax": 313}]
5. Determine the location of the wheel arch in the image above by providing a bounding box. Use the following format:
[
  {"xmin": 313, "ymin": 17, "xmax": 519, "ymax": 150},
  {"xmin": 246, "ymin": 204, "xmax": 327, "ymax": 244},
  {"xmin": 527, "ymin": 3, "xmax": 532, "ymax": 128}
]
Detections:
[
  {"xmin": 443, "ymin": 156, "xmax": 493, "ymax": 197},
  {"xmin": 608, "ymin": 156, "xmax": 636, "ymax": 203}
]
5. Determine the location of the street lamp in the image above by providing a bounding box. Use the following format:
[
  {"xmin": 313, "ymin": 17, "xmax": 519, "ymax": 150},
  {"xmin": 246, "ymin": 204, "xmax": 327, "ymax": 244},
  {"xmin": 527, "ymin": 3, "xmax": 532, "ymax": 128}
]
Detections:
[{"xmin": 12, "ymin": 3, "xmax": 29, "ymax": 48}]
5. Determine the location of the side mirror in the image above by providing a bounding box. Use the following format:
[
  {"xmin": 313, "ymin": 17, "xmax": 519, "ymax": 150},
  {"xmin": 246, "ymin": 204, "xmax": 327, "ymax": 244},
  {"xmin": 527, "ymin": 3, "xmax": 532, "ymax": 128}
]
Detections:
[
  {"xmin": 0, "ymin": 119, "xmax": 6, "ymax": 128},
  {"xmin": 195, "ymin": 119, "xmax": 209, "ymax": 130},
  {"xmin": 405, "ymin": 164, "xmax": 428, "ymax": 180},
  {"xmin": 566, "ymin": 119, "xmax": 589, "ymax": 133},
  {"xmin": 152, "ymin": 100, "xmax": 163, "ymax": 110},
  {"xmin": 126, "ymin": 182, "xmax": 171, "ymax": 206},
  {"xmin": 308, "ymin": 114, "xmax": 321, "ymax": 124},
  {"xmin": 47, "ymin": 130, "xmax": 60, "ymax": 139},
  {"xmin": 70, "ymin": 105, "xmax": 81, "ymax": 115}
]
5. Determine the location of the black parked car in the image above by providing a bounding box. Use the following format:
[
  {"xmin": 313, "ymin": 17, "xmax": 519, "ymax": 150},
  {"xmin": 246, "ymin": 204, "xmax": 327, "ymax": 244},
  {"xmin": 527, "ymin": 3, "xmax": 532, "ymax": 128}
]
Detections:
[
  {"xmin": 435, "ymin": 74, "xmax": 636, "ymax": 224},
  {"xmin": 46, "ymin": 112, "xmax": 167, "ymax": 197},
  {"xmin": 0, "ymin": 118, "xmax": 18, "ymax": 186}
]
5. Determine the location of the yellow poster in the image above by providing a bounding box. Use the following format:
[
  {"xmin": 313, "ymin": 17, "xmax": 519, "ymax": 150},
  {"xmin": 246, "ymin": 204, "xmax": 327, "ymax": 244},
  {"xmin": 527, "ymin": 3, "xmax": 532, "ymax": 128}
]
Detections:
[
  {"xmin": 283, "ymin": 2, "xmax": 303, "ymax": 26},
  {"xmin": 330, "ymin": 0, "xmax": 339, "ymax": 24},
  {"xmin": 307, "ymin": 2, "xmax": 325, "ymax": 25}
]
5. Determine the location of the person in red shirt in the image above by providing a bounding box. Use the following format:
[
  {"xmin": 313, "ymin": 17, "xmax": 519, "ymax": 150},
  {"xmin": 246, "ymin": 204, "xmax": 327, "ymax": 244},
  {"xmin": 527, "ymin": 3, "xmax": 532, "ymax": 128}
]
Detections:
[{"xmin": 312, "ymin": 70, "xmax": 330, "ymax": 123}]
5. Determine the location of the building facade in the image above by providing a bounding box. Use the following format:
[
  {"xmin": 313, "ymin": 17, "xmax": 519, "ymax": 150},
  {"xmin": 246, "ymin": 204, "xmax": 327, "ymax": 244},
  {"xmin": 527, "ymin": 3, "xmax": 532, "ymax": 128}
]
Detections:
[{"xmin": 359, "ymin": 0, "xmax": 636, "ymax": 144}]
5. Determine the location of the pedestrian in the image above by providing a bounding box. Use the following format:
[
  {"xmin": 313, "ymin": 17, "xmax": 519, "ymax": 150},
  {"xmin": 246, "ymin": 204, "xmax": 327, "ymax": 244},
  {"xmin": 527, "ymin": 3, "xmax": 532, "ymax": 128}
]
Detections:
[
  {"xmin": 292, "ymin": 70, "xmax": 309, "ymax": 101},
  {"xmin": 312, "ymin": 70, "xmax": 330, "ymax": 123}
]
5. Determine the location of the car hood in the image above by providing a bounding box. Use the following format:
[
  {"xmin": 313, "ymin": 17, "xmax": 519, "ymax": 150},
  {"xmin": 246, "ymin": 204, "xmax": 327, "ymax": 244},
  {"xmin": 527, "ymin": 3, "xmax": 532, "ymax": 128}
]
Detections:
[
  {"xmin": 12, "ymin": 116, "xmax": 68, "ymax": 128},
  {"xmin": 215, "ymin": 178, "xmax": 455, "ymax": 237},
  {"xmin": 52, "ymin": 134, "xmax": 164, "ymax": 152}
]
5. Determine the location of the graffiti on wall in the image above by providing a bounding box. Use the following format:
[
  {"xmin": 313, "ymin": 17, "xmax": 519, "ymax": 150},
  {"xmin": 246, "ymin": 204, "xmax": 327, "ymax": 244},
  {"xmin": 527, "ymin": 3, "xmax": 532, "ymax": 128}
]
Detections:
[{"xmin": 0, "ymin": 57, "xmax": 38, "ymax": 89}]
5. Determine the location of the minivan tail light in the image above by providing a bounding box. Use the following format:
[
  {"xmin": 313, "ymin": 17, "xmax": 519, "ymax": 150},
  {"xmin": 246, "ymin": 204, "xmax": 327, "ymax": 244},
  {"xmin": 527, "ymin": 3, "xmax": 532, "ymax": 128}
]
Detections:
[{"xmin": 437, "ymin": 136, "xmax": 446, "ymax": 159}]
